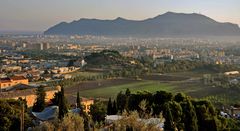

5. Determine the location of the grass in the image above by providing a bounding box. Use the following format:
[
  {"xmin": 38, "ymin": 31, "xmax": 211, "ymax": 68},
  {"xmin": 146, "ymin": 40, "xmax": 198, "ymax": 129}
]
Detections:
[{"xmin": 77, "ymin": 80, "xmax": 175, "ymax": 98}]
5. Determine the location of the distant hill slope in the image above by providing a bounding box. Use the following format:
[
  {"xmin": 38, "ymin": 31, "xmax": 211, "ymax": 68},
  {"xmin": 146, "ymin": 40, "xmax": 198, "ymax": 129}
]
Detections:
[
  {"xmin": 44, "ymin": 12, "xmax": 240, "ymax": 37},
  {"xmin": 84, "ymin": 50, "xmax": 141, "ymax": 69}
]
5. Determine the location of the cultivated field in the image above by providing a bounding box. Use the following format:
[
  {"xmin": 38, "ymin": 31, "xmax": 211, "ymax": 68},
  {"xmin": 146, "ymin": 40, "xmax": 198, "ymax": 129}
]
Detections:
[
  {"xmin": 65, "ymin": 72, "xmax": 240, "ymax": 106},
  {"xmin": 68, "ymin": 81, "xmax": 174, "ymax": 98},
  {"xmin": 68, "ymin": 70, "xmax": 102, "ymax": 77}
]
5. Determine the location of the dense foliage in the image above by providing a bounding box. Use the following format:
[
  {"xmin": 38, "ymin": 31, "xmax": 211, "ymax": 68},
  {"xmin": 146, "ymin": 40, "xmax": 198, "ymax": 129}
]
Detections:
[
  {"xmin": 58, "ymin": 86, "xmax": 68, "ymax": 120},
  {"xmin": 116, "ymin": 89, "xmax": 240, "ymax": 130},
  {"xmin": 0, "ymin": 99, "xmax": 33, "ymax": 131},
  {"xmin": 84, "ymin": 50, "xmax": 143, "ymax": 69},
  {"xmin": 32, "ymin": 86, "xmax": 46, "ymax": 112},
  {"xmin": 89, "ymin": 101, "xmax": 106, "ymax": 123},
  {"xmin": 107, "ymin": 98, "xmax": 117, "ymax": 115},
  {"xmin": 154, "ymin": 60, "xmax": 239, "ymax": 73},
  {"xmin": 17, "ymin": 50, "xmax": 77, "ymax": 60}
]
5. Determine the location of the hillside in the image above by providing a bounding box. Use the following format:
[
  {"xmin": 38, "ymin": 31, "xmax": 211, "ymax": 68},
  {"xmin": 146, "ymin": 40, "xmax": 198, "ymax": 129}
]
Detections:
[
  {"xmin": 84, "ymin": 50, "xmax": 141, "ymax": 69},
  {"xmin": 44, "ymin": 12, "xmax": 240, "ymax": 37}
]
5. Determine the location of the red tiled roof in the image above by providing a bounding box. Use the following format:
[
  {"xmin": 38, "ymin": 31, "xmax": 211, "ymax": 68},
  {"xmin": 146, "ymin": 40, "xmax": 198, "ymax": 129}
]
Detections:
[
  {"xmin": 0, "ymin": 78, "xmax": 11, "ymax": 83},
  {"xmin": 0, "ymin": 76, "xmax": 27, "ymax": 83},
  {"xmin": 10, "ymin": 76, "xmax": 27, "ymax": 80}
]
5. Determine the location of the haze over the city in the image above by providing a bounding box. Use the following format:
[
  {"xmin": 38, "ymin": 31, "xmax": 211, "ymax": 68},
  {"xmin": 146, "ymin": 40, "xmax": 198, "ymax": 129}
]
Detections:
[{"xmin": 0, "ymin": 0, "xmax": 240, "ymax": 32}]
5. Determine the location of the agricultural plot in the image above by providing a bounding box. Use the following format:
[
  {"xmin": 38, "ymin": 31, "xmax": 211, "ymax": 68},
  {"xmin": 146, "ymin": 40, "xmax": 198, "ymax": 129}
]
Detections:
[
  {"xmin": 65, "ymin": 71, "xmax": 240, "ymax": 106},
  {"xmin": 66, "ymin": 80, "xmax": 175, "ymax": 99}
]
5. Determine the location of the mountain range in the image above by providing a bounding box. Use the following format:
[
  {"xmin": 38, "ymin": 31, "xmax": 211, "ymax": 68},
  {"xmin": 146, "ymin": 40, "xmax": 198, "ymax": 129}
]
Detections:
[{"xmin": 44, "ymin": 12, "xmax": 240, "ymax": 37}]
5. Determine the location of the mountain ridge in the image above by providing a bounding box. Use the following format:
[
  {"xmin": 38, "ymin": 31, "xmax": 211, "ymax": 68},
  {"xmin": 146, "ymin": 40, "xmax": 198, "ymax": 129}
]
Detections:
[{"xmin": 44, "ymin": 12, "xmax": 240, "ymax": 37}]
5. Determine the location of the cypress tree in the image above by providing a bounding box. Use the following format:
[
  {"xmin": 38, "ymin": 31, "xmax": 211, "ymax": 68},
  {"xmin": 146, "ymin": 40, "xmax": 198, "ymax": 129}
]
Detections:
[
  {"xmin": 58, "ymin": 86, "xmax": 68, "ymax": 119},
  {"xmin": 76, "ymin": 92, "xmax": 81, "ymax": 108},
  {"xmin": 76, "ymin": 92, "xmax": 84, "ymax": 115},
  {"xmin": 32, "ymin": 86, "xmax": 46, "ymax": 112},
  {"xmin": 50, "ymin": 92, "xmax": 61, "ymax": 106},
  {"xmin": 112, "ymin": 100, "xmax": 117, "ymax": 115},
  {"xmin": 107, "ymin": 98, "xmax": 112, "ymax": 115},
  {"xmin": 116, "ymin": 91, "xmax": 127, "ymax": 113},
  {"xmin": 125, "ymin": 88, "xmax": 131, "ymax": 96}
]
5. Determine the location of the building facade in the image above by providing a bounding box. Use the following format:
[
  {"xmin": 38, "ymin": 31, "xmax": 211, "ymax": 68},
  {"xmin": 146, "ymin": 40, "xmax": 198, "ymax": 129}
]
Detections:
[{"xmin": 0, "ymin": 76, "xmax": 28, "ymax": 90}]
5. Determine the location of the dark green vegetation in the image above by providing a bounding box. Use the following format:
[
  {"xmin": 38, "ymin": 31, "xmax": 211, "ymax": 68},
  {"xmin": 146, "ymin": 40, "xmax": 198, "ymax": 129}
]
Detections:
[
  {"xmin": 58, "ymin": 86, "xmax": 68, "ymax": 120},
  {"xmin": 154, "ymin": 60, "xmax": 239, "ymax": 73},
  {"xmin": 17, "ymin": 50, "xmax": 78, "ymax": 60},
  {"xmin": 89, "ymin": 101, "xmax": 106, "ymax": 123},
  {"xmin": 0, "ymin": 99, "xmax": 33, "ymax": 131},
  {"xmin": 0, "ymin": 88, "xmax": 239, "ymax": 130},
  {"xmin": 84, "ymin": 50, "xmax": 143, "ymax": 71},
  {"xmin": 107, "ymin": 98, "xmax": 117, "ymax": 115},
  {"xmin": 32, "ymin": 86, "xmax": 46, "ymax": 112},
  {"xmin": 85, "ymin": 50, "xmax": 122, "ymax": 66},
  {"xmin": 113, "ymin": 89, "xmax": 240, "ymax": 130}
]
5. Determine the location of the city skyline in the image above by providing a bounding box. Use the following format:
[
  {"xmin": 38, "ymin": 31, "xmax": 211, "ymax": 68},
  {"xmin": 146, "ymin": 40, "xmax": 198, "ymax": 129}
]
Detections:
[{"xmin": 0, "ymin": 0, "xmax": 240, "ymax": 32}]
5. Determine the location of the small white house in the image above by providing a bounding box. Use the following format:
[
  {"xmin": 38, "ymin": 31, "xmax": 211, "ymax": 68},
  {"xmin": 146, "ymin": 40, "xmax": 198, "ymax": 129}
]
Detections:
[{"xmin": 224, "ymin": 71, "xmax": 239, "ymax": 75}]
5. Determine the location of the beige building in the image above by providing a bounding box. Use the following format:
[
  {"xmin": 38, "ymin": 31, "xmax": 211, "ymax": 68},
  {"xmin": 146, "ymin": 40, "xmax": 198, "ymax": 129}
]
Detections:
[
  {"xmin": 0, "ymin": 76, "xmax": 28, "ymax": 90},
  {"xmin": 0, "ymin": 86, "xmax": 60, "ymax": 107},
  {"xmin": 81, "ymin": 98, "xmax": 94, "ymax": 113}
]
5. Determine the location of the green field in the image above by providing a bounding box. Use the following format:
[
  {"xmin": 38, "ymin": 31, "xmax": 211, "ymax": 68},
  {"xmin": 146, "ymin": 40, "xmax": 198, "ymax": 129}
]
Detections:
[
  {"xmin": 68, "ymin": 70, "xmax": 102, "ymax": 77},
  {"xmin": 65, "ymin": 71, "xmax": 240, "ymax": 106},
  {"xmin": 76, "ymin": 81, "xmax": 175, "ymax": 98}
]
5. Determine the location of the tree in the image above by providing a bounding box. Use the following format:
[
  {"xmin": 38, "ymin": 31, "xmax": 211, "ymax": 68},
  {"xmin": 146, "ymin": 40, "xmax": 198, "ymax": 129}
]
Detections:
[
  {"xmin": 112, "ymin": 100, "xmax": 117, "ymax": 115},
  {"xmin": 32, "ymin": 86, "xmax": 46, "ymax": 112},
  {"xmin": 193, "ymin": 100, "xmax": 218, "ymax": 131},
  {"xmin": 174, "ymin": 93, "xmax": 186, "ymax": 103},
  {"xmin": 107, "ymin": 98, "xmax": 113, "ymax": 115},
  {"xmin": 182, "ymin": 100, "xmax": 198, "ymax": 131},
  {"xmin": 0, "ymin": 99, "xmax": 33, "ymax": 131},
  {"xmin": 163, "ymin": 102, "xmax": 175, "ymax": 131},
  {"xmin": 152, "ymin": 91, "xmax": 172, "ymax": 115},
  {"xmin": 125, "ymin": 88, "xmax": 131, "ymax": 96},
  {"xmin": 138, "ymin": 99, "xmax": 149, "ymax": 118},
  {"xmin": 50, "ymin": 92, "xmax": 61, "ymax": 106},
  {"xmin": 170, "ymin": 101, "xmax": 183, "ymax": 130},
  {"xmin": 76, "ymin": 92, "xmax": 81, "ymax": 108},
  {"xmin": 58, "ymin": 86, "xmax": 68, "ymax": 120},
  {"xmin": 76, "ymin": 92, "xmax": 90, "ymax": 130},
  {"xmin": 76, "ymin": 92, "xmax": 84, "ymax": 115},
  {"xmin": 89, "ymin": 102, "xmax": 106, "ymax": 123},
  {"xmin": 116, "ymin": 91, "xmax": 127, "ymax": 113}
]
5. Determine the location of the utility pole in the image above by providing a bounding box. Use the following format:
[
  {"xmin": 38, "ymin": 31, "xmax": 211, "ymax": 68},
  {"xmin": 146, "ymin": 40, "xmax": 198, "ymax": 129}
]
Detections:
[
  {"xmin": 0, "ymin": 78, "xmax": 2, "ymax": 93},
  {"xmin": 20, "ymin": 100, "xmax": 25, "ymax": 131}
]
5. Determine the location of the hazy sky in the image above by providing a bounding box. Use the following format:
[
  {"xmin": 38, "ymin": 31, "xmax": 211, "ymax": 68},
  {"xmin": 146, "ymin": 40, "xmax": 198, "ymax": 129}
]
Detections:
[{"xmin": 0, "ymin": 0, "xmax": 239, "ymax": 32}]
